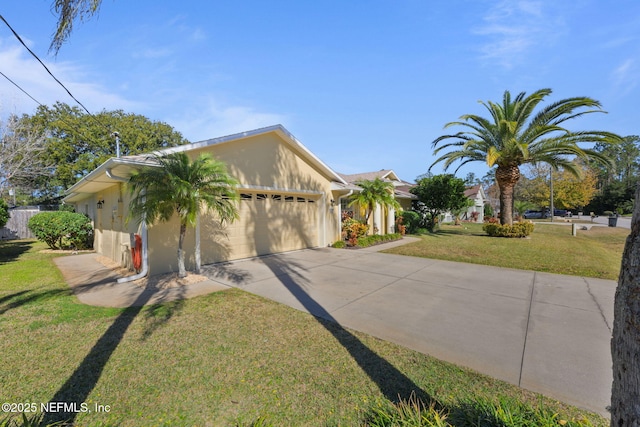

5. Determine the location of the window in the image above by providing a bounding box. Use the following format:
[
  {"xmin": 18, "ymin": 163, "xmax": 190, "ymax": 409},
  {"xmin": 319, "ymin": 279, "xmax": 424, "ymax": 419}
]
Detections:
[
  {"xmin": 240, "ymin": 193, "xmax": 252, "ymax": 201},
  {"xmin": 271, "ymin": 194, "xmax": 282, "ymax": 201},
  {"xmin": 256, "ymin": 194, "xmax": 268, "ymax": 201}
]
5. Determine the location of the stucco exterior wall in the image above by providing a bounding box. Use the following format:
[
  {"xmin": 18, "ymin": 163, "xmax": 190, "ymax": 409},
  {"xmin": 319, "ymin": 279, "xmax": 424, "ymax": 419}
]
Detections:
[{"xmin": 80, "ymin": 132, "xmax": 340, "ymax": 276}]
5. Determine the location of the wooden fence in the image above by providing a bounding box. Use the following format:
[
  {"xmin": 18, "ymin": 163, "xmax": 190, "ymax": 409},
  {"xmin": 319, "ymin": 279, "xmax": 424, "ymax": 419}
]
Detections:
[{"xmin": 0, "ymin": 208, "xmax": 39, "ymax": 240}]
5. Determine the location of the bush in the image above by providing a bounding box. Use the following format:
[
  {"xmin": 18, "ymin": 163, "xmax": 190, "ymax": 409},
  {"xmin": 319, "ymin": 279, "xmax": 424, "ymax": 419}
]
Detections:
[
  {"xmin": 28, "ymin": 211, "xmax": 94, "ymax": 249},
  {"xmin": 483, "ymin": 221, "xmax": 534, "ymax": 238},
  {"xmin": 356, "ymin": 233, "xmax": 402, "ymax": 248},
  {"xmin": 331, "ymin": 240, "xmax": 346, "ymax": 248},
  {"xmin": 342, "ymin": 217, "xmax": 369, "ymax": 246},
  {"xmin": 0, "ymin": 199, "xmax": 9, "ymax": 228},
  {"xmin": 401, "ymin": 210, "xmax": 422, "ymax": 234}
]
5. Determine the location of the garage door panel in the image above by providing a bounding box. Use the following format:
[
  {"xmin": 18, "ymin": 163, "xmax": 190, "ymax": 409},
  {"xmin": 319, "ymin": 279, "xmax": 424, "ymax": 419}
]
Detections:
[{"xmin": 200, "ymin": 192, "xmax": 318, "ymax": 263}]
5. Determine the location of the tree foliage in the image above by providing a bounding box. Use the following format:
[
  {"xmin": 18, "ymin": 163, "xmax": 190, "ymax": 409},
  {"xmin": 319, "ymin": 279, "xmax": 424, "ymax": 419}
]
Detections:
[
  {"xmin": 516, "ymin": 162, "xmax": 597, "ymax": 211},
  {"xmin": 0, "ymin": 198, "xmax": 9, "ymax": 228},
  {"xmin": 20, "ymin": 102, "xmax": 189, "ymax": 198},
  {"xmin": 410, "ymin": 174, "xmax": 467, "ymax": 232},
  {"xmin": 50, "ymin": 0, "xmax": 102, "ymax": 54},
  {"xmin": 128, "ymin": 152, "xmax": 239, "ymax": 278},
  {"xmin": 585, "ymin": 135, "xmax": 640, "ymax": 214},
  {"xmin": 430, "ymin": 88, "xmax": 622, "ymax": 225}
]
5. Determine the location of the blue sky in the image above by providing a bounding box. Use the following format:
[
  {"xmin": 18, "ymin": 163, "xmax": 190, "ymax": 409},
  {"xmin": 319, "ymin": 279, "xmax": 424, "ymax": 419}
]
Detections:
[{"xmin": 1, "ymin": 1, "xmax": 638, "ymax": 183}]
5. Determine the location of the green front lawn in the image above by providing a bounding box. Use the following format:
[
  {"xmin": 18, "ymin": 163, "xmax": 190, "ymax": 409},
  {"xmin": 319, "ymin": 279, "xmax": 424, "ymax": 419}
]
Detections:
[
  {"xmin": 385, "ymin": 222, "xmax": 628, "ymax": 280},
  {"xmin": 1, "ymin": 240, "xmax": 607, "ymax": 426}
]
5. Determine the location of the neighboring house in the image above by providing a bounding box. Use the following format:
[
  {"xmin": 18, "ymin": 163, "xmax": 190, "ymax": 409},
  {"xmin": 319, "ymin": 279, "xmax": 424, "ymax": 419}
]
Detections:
[
  {"xmin": 462, "ymin": 185, "xmax": 487, "ymax": 222},
  {"xmin": 337, "ymin": 170, "xmax": 416, "ymax": 234}
]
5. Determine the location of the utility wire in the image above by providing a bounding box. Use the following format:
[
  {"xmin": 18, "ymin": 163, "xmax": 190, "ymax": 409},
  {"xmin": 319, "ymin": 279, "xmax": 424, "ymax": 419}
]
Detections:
[
  {"xmin": 0, "ymin": 69, "xmax": 114, "ymax": 153},
  {"xmin": 0, "ymin": 70, "xmax": 43, "ymax": 107},
  {"xmin": 0, "ymin": 13, "xmax": 112, "ymax": 133}
]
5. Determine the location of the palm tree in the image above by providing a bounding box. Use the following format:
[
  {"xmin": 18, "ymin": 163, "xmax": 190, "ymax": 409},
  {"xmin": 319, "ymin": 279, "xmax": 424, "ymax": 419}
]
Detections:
[
  {"xmin": 348, "ymin": 178, "xmax": 401, "ymax": 233},
  {"xmin": 430, "ymin": 88, "xmax": 622, "ymax": 225},
  {"xmin": 128, "ymin": 152, "xmax": 239, "ymax": 278}
]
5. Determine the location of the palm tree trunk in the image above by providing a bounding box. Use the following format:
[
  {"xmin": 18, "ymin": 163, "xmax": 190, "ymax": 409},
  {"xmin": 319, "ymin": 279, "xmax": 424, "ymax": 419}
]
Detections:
[
  {"xmin": 177, "ymin": 222, "xmax": 187, "ymax": 278},
  {"xmin": 610, "ymin": 184, "xmax": 640, "ymax": 426},
  {"xmin": 495, "ymin": 165, "xmax": 521, "ymax": 225}
]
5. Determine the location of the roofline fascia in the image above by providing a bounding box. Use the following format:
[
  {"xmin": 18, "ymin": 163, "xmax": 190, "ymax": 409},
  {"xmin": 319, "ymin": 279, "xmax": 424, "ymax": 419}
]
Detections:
[{"xmin": 63, "ymin": 157, "xmax": 157, "ymax": 197}]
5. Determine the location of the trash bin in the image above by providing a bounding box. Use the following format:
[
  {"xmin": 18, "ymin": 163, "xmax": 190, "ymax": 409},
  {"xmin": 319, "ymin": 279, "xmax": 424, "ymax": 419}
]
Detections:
[{"xmin": 608, "ymin": 216, "xmax": 618, "ymax": 227}]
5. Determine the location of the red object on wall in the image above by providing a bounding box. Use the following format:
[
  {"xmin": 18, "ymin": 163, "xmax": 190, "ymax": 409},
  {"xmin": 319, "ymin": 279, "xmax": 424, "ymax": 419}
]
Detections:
[{"xmin": 131, "ymin": 234, "xmax": 142, "ymax": 271}]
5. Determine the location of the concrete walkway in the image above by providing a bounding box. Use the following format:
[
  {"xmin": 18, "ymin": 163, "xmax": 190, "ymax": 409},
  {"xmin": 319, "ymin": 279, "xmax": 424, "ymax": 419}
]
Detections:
[
  {"xmin": 53, "ymin": 255, "xmax": 229, "ymax": 307},
  {"xmin": 53, "ymin": 238, "xmax": 614, "ymax": 416}
]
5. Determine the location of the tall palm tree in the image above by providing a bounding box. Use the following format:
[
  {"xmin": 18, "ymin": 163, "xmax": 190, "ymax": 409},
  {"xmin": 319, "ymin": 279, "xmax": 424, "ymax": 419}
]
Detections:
[
  {"xmin": 348, "ymin": 178, "xmax": 401, "ymax": 233},
  {"xmin": 430, "ymin": 88, "xmax": 621, "ymax": 225},
  {"xmin": 128, "ymin": 152, "xmax": 239, "ymax": 278}
]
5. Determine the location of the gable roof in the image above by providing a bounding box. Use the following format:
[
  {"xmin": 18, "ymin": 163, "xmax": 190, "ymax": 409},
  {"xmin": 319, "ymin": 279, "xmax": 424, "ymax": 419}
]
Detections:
[
  {"xmin": 63, "ymin": 125, "xmax": 347, "ymax": 203},
  {"xmin": 464, "ymin": 184, "xmax": 486, "ymax": 200},
  {"xmin": 339, "ymin": 170, "xmax": 400, "ymax": 184},
  {"xmin": 337, "ymin": 170, "xmax": 417, "ymax": 200}
]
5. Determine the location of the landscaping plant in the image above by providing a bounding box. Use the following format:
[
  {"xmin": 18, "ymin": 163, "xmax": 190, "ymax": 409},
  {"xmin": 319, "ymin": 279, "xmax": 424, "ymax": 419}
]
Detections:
[{"xmin": 27, "ymin": 211, "xmax": 93, "ymax": 249}]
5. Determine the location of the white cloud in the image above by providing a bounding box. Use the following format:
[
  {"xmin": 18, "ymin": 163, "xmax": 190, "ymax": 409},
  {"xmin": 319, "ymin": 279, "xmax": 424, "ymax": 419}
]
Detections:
[
  {"xmin": 0, "ymin": 39, "xmax": 138, "ymax": 115},
  {"xmin": 473, "ymin": 0, "xmax": 563, "ymax": 69},
  {"xmin": 168, "ymin": 100, "xmax": 288, "ymax": 142},
  {"xmin": 611, "ymin": 58, "xmax": 637, "ymax": 95}
]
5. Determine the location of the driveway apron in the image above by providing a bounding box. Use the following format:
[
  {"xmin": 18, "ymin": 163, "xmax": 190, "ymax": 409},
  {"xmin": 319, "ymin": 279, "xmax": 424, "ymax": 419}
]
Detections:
[{"xmin": 204, "ymin": 241, "xmax": 614, "ymax": 417}]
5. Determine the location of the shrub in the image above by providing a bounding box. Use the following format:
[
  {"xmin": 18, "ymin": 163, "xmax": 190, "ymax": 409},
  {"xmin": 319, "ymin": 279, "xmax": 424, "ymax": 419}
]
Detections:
[
  {"xmin": 401, "ymin": 210, "xmax": 422, "ymax": 234},
  {"xmin": 0, "ymin": 199, "xmax": 9, "ymax": 228},
  {"xmin": 342, "ymin": 217, "xmax": 369, "ymax": 246},
  {"xmin": 356, "ymin": 233, "xmax": 402, "ymax": 248},
  {"xmin": 483, "ymin": 221, "xmax": 534, "ymax": 238},
  {"xmin": 28, "ymin": 211, "xmax": 94, "ymax": 249},
  {"xmin": 331, "ymin": 240, "xmax": 346, "ymax": 248}
]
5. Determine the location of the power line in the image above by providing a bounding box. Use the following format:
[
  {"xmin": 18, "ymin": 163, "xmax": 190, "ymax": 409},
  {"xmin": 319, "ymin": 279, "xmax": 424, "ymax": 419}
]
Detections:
[
  {"xmin": 0, "ymin": 69, "xmax": 114, "ymax": 153},
  {"xmin": 0, "ymin": 70, "xmax": 43, "ymax": 107},
  {"xmin": 0, "ymin": 13, "xmax": 112, "ymax": 133}
]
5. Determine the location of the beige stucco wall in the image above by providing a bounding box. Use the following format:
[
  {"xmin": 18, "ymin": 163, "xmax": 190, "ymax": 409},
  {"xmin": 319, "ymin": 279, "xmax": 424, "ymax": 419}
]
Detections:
[
  {"xmin": 71, "ymin": 131, "xmax": 344, "ymax": 276},
  {"xmin": 76, "ymin": 183, "xmax": 140, "ymax": 271}
]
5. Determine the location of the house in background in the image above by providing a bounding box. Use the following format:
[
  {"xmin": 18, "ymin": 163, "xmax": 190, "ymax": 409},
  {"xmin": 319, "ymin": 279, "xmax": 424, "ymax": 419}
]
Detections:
[
  {"xmin": 462, "ymin": 184, "xmax": 487, "ymax": 222},
  {"xmin": 338, "ymin": 170, "xmax": 416, "ymax": 234},
  {"xmin": 63, "ymin": 125, "xmax": 412, "ymax": 277}
]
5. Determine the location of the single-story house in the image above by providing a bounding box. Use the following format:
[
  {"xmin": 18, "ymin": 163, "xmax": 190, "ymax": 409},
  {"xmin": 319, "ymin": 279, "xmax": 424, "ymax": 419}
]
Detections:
[
  {"xmin": 63, "ymin": 125, "xmax": 409, "ymax": 276},
  {"xmin": 337, "ymin": 170, "xmax": 416, "ymax": 234}
]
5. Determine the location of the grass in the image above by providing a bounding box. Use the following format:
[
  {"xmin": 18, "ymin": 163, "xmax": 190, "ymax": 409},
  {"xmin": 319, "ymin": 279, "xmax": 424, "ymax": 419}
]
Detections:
[
  {"xmin": 385, "ymin": 222, "xmax": 629, "ymax": 280},
  {"xmin": 0, "ymin": 240, "xmax": 608, "ymax": 426}
]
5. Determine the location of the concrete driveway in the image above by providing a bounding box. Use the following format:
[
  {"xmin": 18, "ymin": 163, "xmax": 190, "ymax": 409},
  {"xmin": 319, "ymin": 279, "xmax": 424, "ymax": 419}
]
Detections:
[{"xmin": 202, "ymin": 240, "xmax": 614, "ymax": 417}]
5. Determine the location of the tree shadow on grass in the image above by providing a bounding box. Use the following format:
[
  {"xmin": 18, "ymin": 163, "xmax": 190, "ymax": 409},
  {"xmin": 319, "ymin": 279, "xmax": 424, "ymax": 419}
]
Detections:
[
  {"xmin": 0, "ymin": 288, "xmax": 71, "ymax": 315},
  {"xmin": 41, "ymin": 289, "xmax": 152, "ymax": 425},
  {"xmin": 0, "ymin": 240, "xmax": 34, "ymax": 264},
  {"xmin": 260, "ymin": 255, "xmax": 433, "ymax": 404}
]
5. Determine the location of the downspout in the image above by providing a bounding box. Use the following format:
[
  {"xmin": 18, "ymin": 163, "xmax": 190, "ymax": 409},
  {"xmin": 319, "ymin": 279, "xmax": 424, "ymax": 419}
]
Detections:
[{"xmin": 106, "ymin": 168, "xmax": 149, "ymax": 283}]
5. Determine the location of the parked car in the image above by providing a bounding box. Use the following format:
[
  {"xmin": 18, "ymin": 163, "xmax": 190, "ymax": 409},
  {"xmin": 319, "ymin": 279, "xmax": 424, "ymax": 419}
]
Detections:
[
  {"xmin": 523, "ymin": 210, "xmax": 545, "ymax": 219},
  {"xmin": 553, "ymin": 209, "xmax": 571, "ymax": 217}
]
